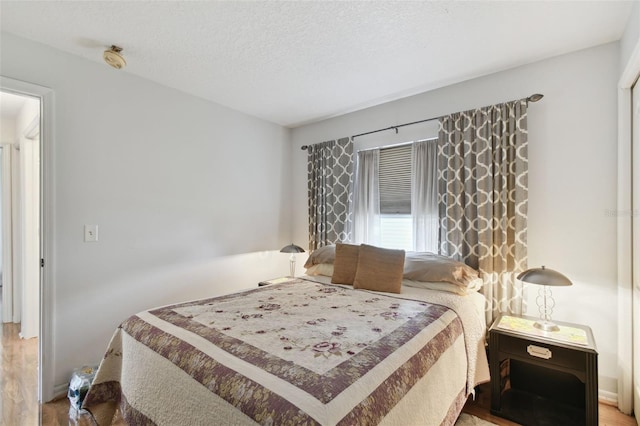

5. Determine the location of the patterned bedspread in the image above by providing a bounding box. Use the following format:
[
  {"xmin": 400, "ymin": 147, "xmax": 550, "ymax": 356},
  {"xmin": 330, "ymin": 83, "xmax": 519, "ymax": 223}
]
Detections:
[{"xmin": 83, "ymin": 278, "xmax": 488, "ymax": 425}]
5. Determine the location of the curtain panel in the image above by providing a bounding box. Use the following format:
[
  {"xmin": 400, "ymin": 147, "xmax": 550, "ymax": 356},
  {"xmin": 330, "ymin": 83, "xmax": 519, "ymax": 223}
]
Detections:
[
  {"xmin": 412, "ymin": 140, "xmax": 438, "ymax": 252},
  {"xmin": 437, "ymin": 99, "xmax": 528, "ymax": 324},
  {"xmin": 352, "ymin": 149, "xmax": 381, "ymax": 245},
  {"xmin": 307, "ymin": 137, "xmax": 354, "ymax": 250}
]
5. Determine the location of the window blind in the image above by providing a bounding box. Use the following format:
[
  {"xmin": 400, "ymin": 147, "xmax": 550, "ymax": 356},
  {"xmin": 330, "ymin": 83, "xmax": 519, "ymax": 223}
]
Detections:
[{"xmin": 379, "ymin": 144, "xmax": 412, "ymax": 214}]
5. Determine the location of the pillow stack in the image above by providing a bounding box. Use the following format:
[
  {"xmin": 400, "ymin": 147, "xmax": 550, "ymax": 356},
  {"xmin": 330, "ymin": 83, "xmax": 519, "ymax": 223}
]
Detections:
[
  {"xmin": 304, "ymin": 243, "xmax": 483, "ymax": 296},
  {"xmin": 307, "ymin": 243, "xmax": 405, "ymax": 294},
  {"xmin": 303, "ymin": 245, "xmax": 336, "ymax": 277},
  {"xmin": 403, "ymin": 252, "xmax": 478, "ymax": 286}
]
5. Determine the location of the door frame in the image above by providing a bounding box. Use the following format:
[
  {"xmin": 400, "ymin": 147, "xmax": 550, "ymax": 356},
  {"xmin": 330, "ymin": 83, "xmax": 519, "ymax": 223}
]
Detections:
[
  {"xmin": 0, "ymin": 76, "xmax": 55, "ymax": 403},
  {"xmin": 631, "ymin": 78, "xmax": 640, "ymax": 421},
  {"xmin": 617, "ymin": 40, "xmax": 640, "ymax": 414},
  {"xmin": 1, "ymin": 143, "xmax": 14, "ymax": 323}
]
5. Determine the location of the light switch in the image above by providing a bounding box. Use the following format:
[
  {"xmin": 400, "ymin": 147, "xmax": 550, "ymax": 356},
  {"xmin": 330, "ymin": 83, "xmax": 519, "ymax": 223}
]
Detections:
[{"xmin": 84, "ymin": 225, "xmax": 98, "ymax": 242}]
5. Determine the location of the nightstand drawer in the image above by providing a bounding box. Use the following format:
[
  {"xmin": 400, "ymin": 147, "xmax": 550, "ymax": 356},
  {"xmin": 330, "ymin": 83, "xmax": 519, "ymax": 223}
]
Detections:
[{"xmin": 499, "ymin": 334, "xmax": 586, "ymax": 371}]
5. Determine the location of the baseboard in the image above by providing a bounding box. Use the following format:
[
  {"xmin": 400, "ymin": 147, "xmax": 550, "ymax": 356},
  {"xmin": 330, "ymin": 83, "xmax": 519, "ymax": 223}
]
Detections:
[
  {"xmin": 52, "ymin": 382, "xmax": 69, "ymax": 401},
  {"xmin": 598, "ymin": 389, "xmax": 618, "ymax": 406}
]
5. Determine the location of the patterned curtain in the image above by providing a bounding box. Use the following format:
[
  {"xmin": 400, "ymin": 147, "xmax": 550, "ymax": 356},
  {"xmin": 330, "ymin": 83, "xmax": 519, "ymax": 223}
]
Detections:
[
  {"xmin": 307, "ymin": 137, "xmax": 354, "ymax": 250},
  {"xmin": 437, "ymin": 99, "xmax": 528, "ymax": 325}
]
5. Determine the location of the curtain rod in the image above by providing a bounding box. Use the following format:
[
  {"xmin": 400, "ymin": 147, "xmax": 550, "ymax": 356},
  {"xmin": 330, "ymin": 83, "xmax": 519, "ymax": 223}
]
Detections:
[
  {"xmin": 301, "ymin": 93, "xmax": 543, "ymax": 150},
  {"xmin": 356, "ymin": 137, "xmax": 437, "ymax": 154}
]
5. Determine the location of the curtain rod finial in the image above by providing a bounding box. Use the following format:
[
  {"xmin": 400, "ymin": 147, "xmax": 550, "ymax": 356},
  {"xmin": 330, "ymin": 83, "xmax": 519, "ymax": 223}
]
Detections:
[
  {"xmin": 527, "ymin": 93, "xmax": 544, "ymax": 103},
  {"xmin": 301, "ymin": 145, "xmax": 308, "ymax": 150}
]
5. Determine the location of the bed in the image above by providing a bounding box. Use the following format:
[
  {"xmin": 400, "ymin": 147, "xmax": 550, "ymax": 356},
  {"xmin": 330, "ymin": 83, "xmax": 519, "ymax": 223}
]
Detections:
[{"xmin": 83, "ymin": 246, "xmax": 490, "ymax": 425}]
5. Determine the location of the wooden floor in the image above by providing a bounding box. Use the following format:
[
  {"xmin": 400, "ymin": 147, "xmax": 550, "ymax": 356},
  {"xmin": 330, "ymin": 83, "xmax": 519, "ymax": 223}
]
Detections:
[
  {"xmin": 1, "ymin": 323, "xmax": 39, "ymax": 425},
  {"xmin": 462, "ymin": 382, "xmax": 638, "ymax": 426},
  {"xmin": 1, "ymin": 318, "xmax": 637, "ymax": 425}
]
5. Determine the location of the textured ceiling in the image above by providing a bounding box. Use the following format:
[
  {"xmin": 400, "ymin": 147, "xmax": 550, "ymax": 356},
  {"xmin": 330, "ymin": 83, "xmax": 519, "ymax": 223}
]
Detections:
[{"xmin": 0, "ymin": 1, "xmax": 634, "ymax": 127}]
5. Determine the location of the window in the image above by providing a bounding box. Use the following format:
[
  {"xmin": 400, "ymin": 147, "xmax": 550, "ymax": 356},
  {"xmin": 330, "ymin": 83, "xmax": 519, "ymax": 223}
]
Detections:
[
  {"xmin": 379, "ymin": 144, "xmax": 412, "ymax": 214},
  {"xmin": 379, "ymin": 144, "xmax": 413, "ymax": 250},
  {"xmin": 379, "ymin": 214, "xmax": 412, "ymax": 250},
  {"xmin": 352, "ymin": 139, "xmax": 438, "ymax": 252}
]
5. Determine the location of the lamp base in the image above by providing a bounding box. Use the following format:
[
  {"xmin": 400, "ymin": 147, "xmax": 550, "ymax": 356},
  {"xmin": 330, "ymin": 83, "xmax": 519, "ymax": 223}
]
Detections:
[
  {"xmin": 289, "ymin": 256, "xmax": 296, "ymax": 278},
  {"xmin": 533, "ymin": 320, "xmax": 560, "ymax": 332},
  {"xmin": 534, "ymin": 286, "xmax": 559, "ymax": 332}
]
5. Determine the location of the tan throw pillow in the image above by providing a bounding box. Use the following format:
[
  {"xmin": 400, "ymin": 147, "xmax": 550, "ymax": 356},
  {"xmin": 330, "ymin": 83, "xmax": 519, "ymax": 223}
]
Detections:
[
  {"xmin": 331, "ymin": 243, "xmax": 360, "ymax": 285},
  {"xmin": 403, "ymin": 252, "xmax": 480, "ymax": 288},
  {"xmin": 353, "ymin": 245, "xmax": 405, "ymax": 294},
  {"xmin": 303, "ymin": 245, "xmax": 336, "ymax": 268}
]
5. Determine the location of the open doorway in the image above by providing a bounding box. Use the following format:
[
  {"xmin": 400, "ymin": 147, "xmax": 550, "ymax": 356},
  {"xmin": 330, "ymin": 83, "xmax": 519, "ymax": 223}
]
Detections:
[
  {"xmin": 0, "ymin": 88, "xmax": 42, "ymax": 421},
  {"xmin": 0, "ymin": 90, "xmax": 40, "ymax": 337},
  {"xmin": 1, "ymin": 76, "xmax": 54, "ymax": 406}
]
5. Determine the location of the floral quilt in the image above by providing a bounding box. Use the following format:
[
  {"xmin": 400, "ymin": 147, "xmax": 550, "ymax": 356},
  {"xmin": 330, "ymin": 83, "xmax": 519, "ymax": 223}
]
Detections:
[{"xmin": 84, "ymin": 278, "xmax": 484, "ymax": 425}]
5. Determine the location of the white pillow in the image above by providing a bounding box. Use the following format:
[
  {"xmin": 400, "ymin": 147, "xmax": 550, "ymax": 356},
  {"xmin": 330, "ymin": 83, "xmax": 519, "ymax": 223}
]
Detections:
[
  {"xmin": 402, "ymin": 277, "xmax": 483, "ymax": 295},
  {"xmin": 305, "ymin": 263, "xmax": 334, "ymax": 277}
]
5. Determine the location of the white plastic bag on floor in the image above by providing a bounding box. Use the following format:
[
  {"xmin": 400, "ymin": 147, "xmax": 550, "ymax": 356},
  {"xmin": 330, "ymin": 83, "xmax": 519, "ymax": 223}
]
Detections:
[{"xmin": 68, "ymin": 365, "xmax": 98, "ymax": 410}]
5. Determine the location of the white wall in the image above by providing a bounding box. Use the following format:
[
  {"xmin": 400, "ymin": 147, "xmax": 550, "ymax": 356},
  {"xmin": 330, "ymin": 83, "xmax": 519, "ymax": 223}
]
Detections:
[
  {"xmin": 0, "ymin": 114, "xmax": 12, "ymax": 285},
  {"xmin": 0, "ymin": 33, "xmax": 295, "ymax": 396},
  {"xmin": 291, "ymin": 42, "xmax": 620, "ymax": 396},
  {"xmin": 0, "ymin": 115, "xmax": 16, "ymax": 295},
  {"xmin": 620, "ymin": 0, "xmax": 639, "ymax": 75},
  {"xmin": 1, "ymin": 144, "xmax": 13, "ymax": 324},
  {"xmin": 0, "ymin": 116, "xmax": 16, "ymax": 143}
]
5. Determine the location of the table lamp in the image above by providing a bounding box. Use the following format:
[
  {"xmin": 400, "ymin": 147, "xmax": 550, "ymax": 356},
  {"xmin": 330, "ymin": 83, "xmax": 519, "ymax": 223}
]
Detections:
[
  {"xmin": 517, "ymin": 265, "xmax": 572, "ymax": 332},
  {"xmin": 280, "ymin": 243, "xmax": 305, "ymax": 277}
]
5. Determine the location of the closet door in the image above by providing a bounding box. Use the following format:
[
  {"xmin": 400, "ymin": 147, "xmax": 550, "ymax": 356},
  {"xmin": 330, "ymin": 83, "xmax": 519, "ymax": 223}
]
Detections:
[{"xmin": 632, "ymin": 79, "xmax": 639, "ymax": 419}]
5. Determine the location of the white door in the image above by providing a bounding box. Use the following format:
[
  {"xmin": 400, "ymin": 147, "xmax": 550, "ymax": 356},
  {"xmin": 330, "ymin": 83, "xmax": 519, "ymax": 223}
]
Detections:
[
  {"xmin": 19, "ymin": 124, "xmax": 40, "ymax": 339},
  {"xmin": 632, "ymin": 78, "xmax": 640, "ymax": 421},
  {"xmin": 1, "ymin": 144, "xmax": 14, "ymax": 323}
]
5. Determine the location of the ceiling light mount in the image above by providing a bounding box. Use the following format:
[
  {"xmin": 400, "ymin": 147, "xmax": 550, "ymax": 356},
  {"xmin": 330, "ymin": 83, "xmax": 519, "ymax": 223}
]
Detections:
[{"xmin": 103, "ymin": 45, "xmax": 126, "ymax": 70}]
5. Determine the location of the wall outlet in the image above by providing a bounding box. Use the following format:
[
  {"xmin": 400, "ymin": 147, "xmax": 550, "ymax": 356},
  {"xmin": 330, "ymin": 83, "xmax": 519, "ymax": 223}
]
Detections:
[{"xmin": 84, "ymin": 225, "xmax": 98, "ymax": 242}]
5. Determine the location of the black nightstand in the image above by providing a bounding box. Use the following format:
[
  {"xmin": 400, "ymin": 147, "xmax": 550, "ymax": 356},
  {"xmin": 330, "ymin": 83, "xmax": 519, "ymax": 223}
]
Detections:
[
  {"xmin": 489, "ymin": 314, "xmax": 598, "ymax": 426},
  {"xmin": 258, "ymin": 277, "xmax": 297, "ymax": 287}
]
